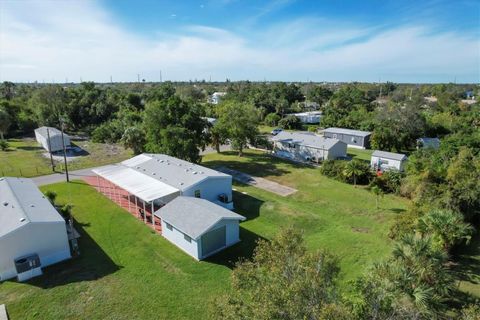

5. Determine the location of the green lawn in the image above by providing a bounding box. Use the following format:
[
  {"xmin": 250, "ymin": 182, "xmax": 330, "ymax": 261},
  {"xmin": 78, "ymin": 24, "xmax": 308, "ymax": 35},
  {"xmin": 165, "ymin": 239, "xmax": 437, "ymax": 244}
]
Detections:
[
  {"xmin": 0, "ymin": 138, "xmax": 132, "ymax": 177},
  {"xmin": 347, "ymin": 147, "xmax": 373, "ymax": 162},
  {"xmin": 0, "ymin": 150, "xmax": 410, "ymax": 319}
]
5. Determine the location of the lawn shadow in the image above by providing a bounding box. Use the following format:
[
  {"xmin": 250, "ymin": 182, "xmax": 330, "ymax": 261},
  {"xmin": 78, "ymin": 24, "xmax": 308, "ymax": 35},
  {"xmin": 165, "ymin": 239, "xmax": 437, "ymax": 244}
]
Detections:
[
  {"xmin": 22, "ymin": 218, "xmax": 122, "ymax": 289},
  {"xmin": 204, "ymin": 227, "xmax": 267, "ymax": 269},
  {"xmin": 232, "ymin": 190, "xmax": 264, "ymax": 221},
  {"xmin": 390, "ymin": 208, "xmax": 407, "ymax": 214},
  {"xmin": 451, "ymin": 234, "xmax": 480, "ymax": 285},
  {"xmin": 15, "ymin": 145, "xmax": 43, "ymax": 151}
]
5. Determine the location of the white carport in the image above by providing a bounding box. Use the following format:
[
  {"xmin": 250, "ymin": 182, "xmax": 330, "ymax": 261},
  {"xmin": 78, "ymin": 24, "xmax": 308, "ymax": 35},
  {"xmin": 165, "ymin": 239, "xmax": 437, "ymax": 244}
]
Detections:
[{"xmin": 92, "ymin": 165, "xmax": 180, "ymax": 231}]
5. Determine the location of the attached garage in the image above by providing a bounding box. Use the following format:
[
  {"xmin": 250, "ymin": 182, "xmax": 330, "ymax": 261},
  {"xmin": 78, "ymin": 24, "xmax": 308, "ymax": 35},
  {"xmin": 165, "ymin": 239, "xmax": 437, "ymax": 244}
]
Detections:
[
  {"xmin": 0, "ymin": 177, "xmax": 71, "ymax": 282},
  {"xmin": 155, "ymin": 196, "xmax": 245, "ymax": 260}
]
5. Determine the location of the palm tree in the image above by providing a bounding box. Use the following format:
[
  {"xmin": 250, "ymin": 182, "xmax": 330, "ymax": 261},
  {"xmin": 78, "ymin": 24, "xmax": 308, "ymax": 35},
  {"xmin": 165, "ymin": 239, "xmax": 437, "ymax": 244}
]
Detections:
[
  {"xmin": 44, "ymin": 190, "xmax": 57, "ymax": 205},
  {"xmin": 371, "ymin": 185, "xmax": 384, "ymax": 209},
  {"xmin": 419, "ymin": 209, "xmax": 474, "ymax": 252},
  {"xmin": 343, "ymin": 160, "xmax": 364, "ymax": 187},
  {"xmin": 389, "ymin": 234, "xmax": 454, "ymax": 315}
]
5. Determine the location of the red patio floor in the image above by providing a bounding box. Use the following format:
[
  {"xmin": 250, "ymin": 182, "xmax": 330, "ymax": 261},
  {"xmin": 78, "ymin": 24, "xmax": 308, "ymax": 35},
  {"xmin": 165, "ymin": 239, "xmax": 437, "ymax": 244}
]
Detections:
[{"xmin": 84, "ymin": 176, "xmax": 162, "ymax": 233}]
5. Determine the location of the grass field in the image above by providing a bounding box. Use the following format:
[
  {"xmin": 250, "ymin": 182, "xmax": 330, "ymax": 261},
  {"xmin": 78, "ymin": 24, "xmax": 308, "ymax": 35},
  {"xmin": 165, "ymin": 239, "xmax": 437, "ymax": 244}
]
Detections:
[
  {"xmin": 0, "ymin": 138, "xmax": 132, "ymax": 177},
  {"xmin": 0, "ymin": 150, "xmax": 411, "ymax": 319},
  {"xmin": 1, "ymin": 150, "xmax": 476, "ymax": 318}
]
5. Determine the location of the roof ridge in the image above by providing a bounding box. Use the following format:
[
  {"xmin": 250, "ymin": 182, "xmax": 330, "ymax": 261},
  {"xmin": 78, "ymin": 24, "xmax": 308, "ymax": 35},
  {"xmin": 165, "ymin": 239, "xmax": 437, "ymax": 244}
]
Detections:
[{"xmin": 4, "ymin": 178, "xmax": 30, "ymax": 224}]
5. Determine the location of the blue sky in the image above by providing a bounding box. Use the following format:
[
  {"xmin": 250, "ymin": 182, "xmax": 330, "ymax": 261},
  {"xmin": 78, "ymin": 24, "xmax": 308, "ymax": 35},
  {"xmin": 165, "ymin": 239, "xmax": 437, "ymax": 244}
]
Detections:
[{"xmin": 1, "ymin": 0, "xmax": 479, "ymax": 83}]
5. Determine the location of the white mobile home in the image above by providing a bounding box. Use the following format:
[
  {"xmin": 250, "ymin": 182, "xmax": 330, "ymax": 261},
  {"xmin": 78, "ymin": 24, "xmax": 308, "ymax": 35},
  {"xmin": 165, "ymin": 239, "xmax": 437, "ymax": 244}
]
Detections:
[
  {"xmin": 93, "ymin": 154, "xmax": 234, "ymax": 211},
  {"xmin": 417, "ymin": 137, "xmax": 440, "ymax": 149},
  {"xmin": 322, "ymin": 127, "xmax": 371, "ymax": 149},
  {"xmin": 155, "ymin": 197, "xmax": 245, "ymax": 260},
  {"xmin": 34, "ymin": 126, "xmax": 70, "ymax": 152},
  {"xmin": 0, "ymin": 177, "xmax": 71, "ymax": 282},
  {"xmin": 370, "ymin": 150, "xmax": 407, "ymax": 172},
  {"xmin": 289, "ymin": 111, "xmax": 322, "ymax": 124},
  {"xmin": 272, "ymin": 131, "xmax": 347, "ymax": 163}
]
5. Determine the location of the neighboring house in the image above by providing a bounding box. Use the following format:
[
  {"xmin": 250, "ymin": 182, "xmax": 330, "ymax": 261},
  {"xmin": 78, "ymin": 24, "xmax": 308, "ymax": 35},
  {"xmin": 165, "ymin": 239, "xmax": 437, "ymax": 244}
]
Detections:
[
  {"xmin": 272, "ymin": 131, "xmax": 347, "ymax": 163},
  {"xmin": 322, "ymin": 127, "xmax": 372, "ymax": 149},
  {"xmin": 155, "ymin": 196, "xmax": 245, "ymax": 260},
  {"xmin": 0, "ymin": 177, "xmax": 71, "ymax": 282},
  {"xmin": 289, "ymin": 111, "xmax": 322, "ymax": 124},
  {"xmin": 417, "ymin": 137, "xmax": 440, "ymax": 149},
  {"xmin": 209, "ymin": 92, "xmax": 226, "ymax": 104},
  {"xmin": 34, "ymin": 126, "xmax": 70, "ymax": 152},
  {"xmin": 93, "ymin": 153, "xmax": 234, "ymax": 210},
  {"xmin": 370, "ymin": 150, "xmax": 407, "ymax": 172}
]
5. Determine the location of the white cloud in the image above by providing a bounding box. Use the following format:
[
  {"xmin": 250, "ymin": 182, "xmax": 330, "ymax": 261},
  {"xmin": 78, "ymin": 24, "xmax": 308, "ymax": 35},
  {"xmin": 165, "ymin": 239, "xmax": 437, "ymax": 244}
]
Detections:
[{"xmin": 0, "ymin": 0, "xmax": 478, "ymax": 83}]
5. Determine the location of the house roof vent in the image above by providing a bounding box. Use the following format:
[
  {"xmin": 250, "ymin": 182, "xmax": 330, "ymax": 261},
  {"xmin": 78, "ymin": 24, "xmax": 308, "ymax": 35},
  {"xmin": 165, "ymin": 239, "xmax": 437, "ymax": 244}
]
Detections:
[{"xmin": 20, "ymin": 218, "xmax": 26, "ymax": 222}]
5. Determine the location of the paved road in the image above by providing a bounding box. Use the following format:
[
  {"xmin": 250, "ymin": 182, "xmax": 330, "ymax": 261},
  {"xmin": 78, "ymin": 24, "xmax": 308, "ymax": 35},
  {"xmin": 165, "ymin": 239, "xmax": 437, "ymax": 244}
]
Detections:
[
  {"xmin": 216, "ymin": 166, "xmax": 297, "ymax": 197},
  {"xmin": 32, "ymin": 145, "xmax": 232, "ymax": 186},
  {"xmin": 32, "ymin": 168, "xmax": 97, "ymax": 186}
]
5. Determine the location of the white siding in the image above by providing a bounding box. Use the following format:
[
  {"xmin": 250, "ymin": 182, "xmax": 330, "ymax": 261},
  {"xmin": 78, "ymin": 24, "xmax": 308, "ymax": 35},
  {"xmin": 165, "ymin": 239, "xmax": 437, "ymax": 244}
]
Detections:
[
  {"xmin": 0, "ymin": 222, "xmax": 71, "ymax": 281},
  {"xmin": 35, "ymin": 131, "xmax": 70, "ymax": 152},
  {"xmin": 274, "ymin": 141, "xmax": 346, "ymax": 161},
  {"xmin": 370, "ymin": 156, "xmax": 405, "ymax": 172},
  {"xmin": 160, "ymin": 220, "xmax": 200, "ymax": 260},
  {"xmin": 199, "ymin": 220, "xmax": 240, "ymax": 259},
  {"xmin": 182, "ymin": 177, "xmax": 233, "ymax": 209}
]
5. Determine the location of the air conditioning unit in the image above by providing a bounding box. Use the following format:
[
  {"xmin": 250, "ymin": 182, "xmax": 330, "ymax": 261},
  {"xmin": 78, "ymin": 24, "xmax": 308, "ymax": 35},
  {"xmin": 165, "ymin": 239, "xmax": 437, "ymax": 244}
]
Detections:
[{"xmin": 14, "ymin": 254, "xmax": 42, "ymax": 282}]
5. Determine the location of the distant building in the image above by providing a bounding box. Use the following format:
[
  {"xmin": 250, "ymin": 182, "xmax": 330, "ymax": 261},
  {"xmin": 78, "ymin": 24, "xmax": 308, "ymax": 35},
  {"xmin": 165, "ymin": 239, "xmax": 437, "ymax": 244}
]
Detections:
[
  {"xmin": 0, "ymin": 177, "xmax": 71, "ymax": 281},
  {"xmin": 155, "ymin": 196, "xmax": 245, "ymax": 260},
  {"xmin": 417, "ymin": 137, "xmax": 440, "ymax": 150},
  {"xmin": 289, "ymin": 111, "xmax": 322, "ymax": 124},
  {"xmin": 322, "ymin": 127, "xmax": 371, "ymax": 149},
  {"xmin": 272, "ymin": 131, "xmax": 347, "ymax": 163},
  {"xmin": 209, "ymin": 92, "xmax": 226, "ymax": 104},
  {"xmin": 370, "ymin": 150, "xmax": 407, "ymax": 172},
  {"xmin": 34, "ymin": 126, "xmax": 70, "ymax": 152}
]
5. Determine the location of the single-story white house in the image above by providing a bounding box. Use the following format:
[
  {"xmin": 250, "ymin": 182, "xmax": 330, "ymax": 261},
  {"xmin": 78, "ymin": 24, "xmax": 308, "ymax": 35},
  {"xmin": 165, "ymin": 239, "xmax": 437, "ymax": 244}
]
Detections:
[
  {"xmin": 322, "ymin": 127, "xmax": 372, "ymax": 149},
  {"xmin": 289, "ymin": 111, "xmax": 322, "ymax": 124},
  {"xmin": 34, "ymin": 126, "xmax": 70, "ymax": 152},
  {"xmin": 272, "ymin": 131, "xmax": 347, "ymax": 163},
  {"xmin": 93, "ymin": 153, "xmax": 234, "ymax": 228},
  {"xmin": 417, "ymin": 137, "xmax": 440, "ymax": 149},
  {"xmin": 0, "ymin": 177, "xmax": 71, "ymax": 282},
  {"xmin": 370, "ymin": 150, "xmax": 408, "ymax": 172},
  {"xmin": 155, "ymin": 196, "xmax": 245, "ymax": 260}
]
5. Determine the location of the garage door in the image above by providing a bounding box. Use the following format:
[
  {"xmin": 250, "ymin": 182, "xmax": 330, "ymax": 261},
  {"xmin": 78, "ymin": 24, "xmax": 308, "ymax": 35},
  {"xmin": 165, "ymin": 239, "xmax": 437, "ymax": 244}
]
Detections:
[{"xmin": 201, "ymin": 225, "xmax": 226, "ymax": 257}]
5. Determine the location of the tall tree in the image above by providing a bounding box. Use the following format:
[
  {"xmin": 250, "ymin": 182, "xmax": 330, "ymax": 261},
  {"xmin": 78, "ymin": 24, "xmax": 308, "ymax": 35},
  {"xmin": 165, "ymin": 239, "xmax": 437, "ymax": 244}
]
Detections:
[
  {"xmin": 343, "ymin": 160, "xmax": 365, "ymax": 187},
  {"xmin": 144, "ymin": 96, "xmax": 207, "ymax": 163},
  {"xmin": 121, "ymin": 126, "xmax": 146, "ymax": 155},
  {"xmin": 216, "ymin": 101, "xmax": 259, "ymax": 156},
  {"xmin": 0, "ymin": 107, "xmax": 11, "ymax": 140},
  {"xmin": 214, "ymin": 228, "xmax": 349, "ymax": 320}
]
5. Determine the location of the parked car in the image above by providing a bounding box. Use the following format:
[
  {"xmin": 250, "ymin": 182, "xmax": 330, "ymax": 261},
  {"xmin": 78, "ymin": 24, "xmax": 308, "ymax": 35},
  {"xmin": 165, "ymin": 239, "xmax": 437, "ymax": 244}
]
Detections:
[{"xmin": 271, "ymin": 128, "xmax": 283, "ymax": 135}]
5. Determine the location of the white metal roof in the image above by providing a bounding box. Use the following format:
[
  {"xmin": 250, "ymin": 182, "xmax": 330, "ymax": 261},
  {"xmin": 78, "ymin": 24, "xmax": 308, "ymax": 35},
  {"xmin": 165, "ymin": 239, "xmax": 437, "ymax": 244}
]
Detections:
[
  {"xmin": 272, "ymin": 131, "xmax": 343, "ymax": 150},
  {"xmin": 92, "ymin": 165, "xmax": 181, "ymax": 202},
  {"xmin": 155, "ymin": 196, "xmax": 245, "ymax": 240},
  {"xmin": 0, "ymin": 177, "xmax": 65, "ymax": 238},
  {"xmin": 34, "ymin": 126, "xmax": 64, "ymax": 138},
  {"xmin": 324, "ymin": 127, "xmax": 371, "ymax": 137},
  {"xmin": 371, "ymin": 150, "xmax": 407, "ymax": 161}
]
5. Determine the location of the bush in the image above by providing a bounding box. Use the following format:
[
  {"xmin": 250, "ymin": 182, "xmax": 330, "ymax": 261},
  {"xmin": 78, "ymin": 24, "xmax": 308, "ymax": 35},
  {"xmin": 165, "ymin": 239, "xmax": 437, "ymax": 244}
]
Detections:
[
  {"xmin": 250, "ymin": 135, "xmax": 273, "ymax": 150},
  {"xmin": 0, "ymin": 140, "xmax": 9, "ymax": 151},
  {"xmin": 320, "ymin": 160, "xmax": 347, "ymax": 182},
  {"xmin": 388, "ymin": 208, "xmax": 421, "ymax": 239},
  {"xmin": 369, "ymin": 170, "xmax": 404, "ymax": 194},
  {"xmin": 91, "ymin": 120, "xmax": 124, "ymax": 143},
  {"xmin": 264, "ymin": 113, "xmax": 281, "ymax": 127},
  {"xmin": 278, "ymin": 115, "xmax": 302, "ymax": 130}
]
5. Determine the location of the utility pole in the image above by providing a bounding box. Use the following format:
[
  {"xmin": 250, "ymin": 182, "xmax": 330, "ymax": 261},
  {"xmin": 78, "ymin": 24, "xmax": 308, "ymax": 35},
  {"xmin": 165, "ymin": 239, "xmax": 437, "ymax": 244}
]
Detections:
[
  {"xmin": 159, "ymin": 70, "xmax": 162, "ymax": 83},
  {"xmin": 110, "ymin": 76, "xmax": 113, "ymax": 83},
  {"xmin": 60, "ymin": 118, "xmax": 69, "ymax": 182},
  {"xmin": 137, "ymin": 74, "xmax": 140, "ymax": 83},
  {"xmin": 46, "ymin": 128, "xmax": 55, "ymax": 172}
]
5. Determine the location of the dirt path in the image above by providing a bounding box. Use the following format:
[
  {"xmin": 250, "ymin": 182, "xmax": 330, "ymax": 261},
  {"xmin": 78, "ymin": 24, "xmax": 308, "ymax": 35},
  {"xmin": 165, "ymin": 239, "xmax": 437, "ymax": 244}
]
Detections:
[{"xmin": 216, "ymin": 167, "xmax": 297, "ymax": 197}]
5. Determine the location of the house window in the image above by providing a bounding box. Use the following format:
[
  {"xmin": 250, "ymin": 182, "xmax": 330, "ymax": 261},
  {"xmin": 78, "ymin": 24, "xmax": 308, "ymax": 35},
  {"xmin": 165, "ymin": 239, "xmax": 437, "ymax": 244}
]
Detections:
[
  {"xmin": 332, "ymin": 134, "xmax": 337, "ymax": 139},
  {"xmin": 351, "ymin": 137, "xmax": 357, "ymax": 143},
  {"xmin": 166, "ymin": 223, "xmax": 173, "ymax": 231},
  {"xmin": 194, "ymin": 190, "xmax": 201, "ymax": 198},
  {"xmin": 184, "ymin": 234, "xmax": 192, "ymax": 242}
]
